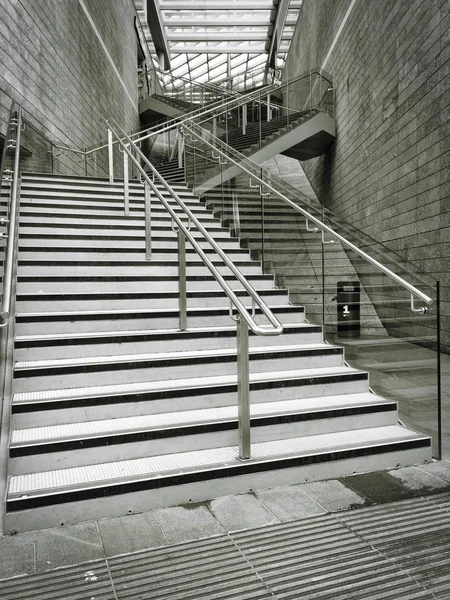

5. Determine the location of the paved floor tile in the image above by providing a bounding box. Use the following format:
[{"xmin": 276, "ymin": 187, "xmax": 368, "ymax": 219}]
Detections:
[
  {"xmin": 209, "ymin": 493, "xmax": 279, "ymax": 532},
  {"xmin": 0, "ymin": 532, "xmax": 35, "ymax": 580},
  {"xmin": 340, "ymin": 471, "xmax": 417, "ymax": 504},
  {"xmin": 388, "ymin": 465, "xmax": 450, "ymax": 493},
  {"xmin": 97, "ymin": 511, "xmax": 168, "ymax": 557},
  {"xmin": 414, "ymin": 460, "xmax": 450, "ymax": 483},
  {"xmin": 35, "ymin": 522, "xmax": 104, "ymax": 571},
  {"xmin": 152, "ymin": 504, "xmax": 225, "ymax": 544},
  {"xmin": 255, "ymin": 485, "xmax": 326, "ymax": 521},
  {"xmin": 301, "ymin": 479, "xmax": 367, "ymax": 511}
]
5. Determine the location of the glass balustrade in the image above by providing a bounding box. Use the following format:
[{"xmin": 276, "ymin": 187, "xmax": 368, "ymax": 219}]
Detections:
[{"xmin": 182, "ymin": 121, "xmax": 441, "ymax": 458}]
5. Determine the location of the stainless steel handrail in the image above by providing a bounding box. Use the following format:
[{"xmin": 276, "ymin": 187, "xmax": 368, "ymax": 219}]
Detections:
[
  {"xmin": 53, "ymin": 68, "xmax": 331, "ymax": 160},
  {"xmin": 105, "ymin": 117, "xmax": 283, "ymax": 460},
  {"xmin": 106, "ymin": 117, "xmax": 284, "ymax": 337},
  {"xmin": 0, "ymin": 104, "xmax": 22, "ymax": 326},
  {"xmin": 182, "ymin": 122, "xmax": 433, "ymax": 308}
]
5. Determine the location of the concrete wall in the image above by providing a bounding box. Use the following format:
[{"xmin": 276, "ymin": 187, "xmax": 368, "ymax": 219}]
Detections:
[
  {"xmin": 284, "ymin": 0, "xmax": 450, "ymax": 351},
  {"xmin": 0, "ymin": 0, "xmax": 140, "ymax": 176}
]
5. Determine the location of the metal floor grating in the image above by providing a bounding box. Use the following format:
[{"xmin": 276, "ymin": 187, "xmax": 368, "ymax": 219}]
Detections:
[{"xmin": 3, "ymin": 495, "xmax": 450, "ymax": 599}]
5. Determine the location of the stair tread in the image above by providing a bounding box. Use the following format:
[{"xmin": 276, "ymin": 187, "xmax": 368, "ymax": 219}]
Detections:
[
  {"xmin": 15, "ymin": 343, "xmax": 340, "ymax": 370},
  {"xmin": 8, "ymin": 425, "xmax": 427, "ymax": 497},
  {"xmin": 10, "ymin": 393, "xmax": 396, "ymax": 445},
  {"xmin": 16, "ymin": 303, "xmax": 298, "ymax": 319},
  {"xmin": 13, "ymin": 365, "xmax": 366, "ymax": 403},
  {"xmin": 14, "ymin": 322, "xmax": 315, "ymax": 342}
]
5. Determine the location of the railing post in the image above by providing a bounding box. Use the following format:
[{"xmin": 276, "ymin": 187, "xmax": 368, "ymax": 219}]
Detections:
[
  {"xmin": 123, "ymin": 146, "xmax": 129, "ymax": 216},
  {"xmin": 213, "ymin": 116, "xmax": 217, "ymax": 138},
  {"xmin": 259, "ymin": 93, "xmax": 262, "ymax": 148},
  {"xmin": 145, "ymin": 180, "xmax": 152, "ymax": 261},
  {"xmin": 237, "ymin": 315, "xmax": 251, "ymax": 460},
  {"xmin": 107, "ymin": 128, "xmax": 114, "ymax": 183},
  {"xmin": 267, "ymin": 93, "xmax": 271, "ymax": 122},
  {"xmin": 178, "ymin": 229, "xmax": 187, "ymax": 330},
  {"xmin": 178, "ymin": 129, "xmax": 184, "ymax": 170},
  {"xmin": 242, "ymin": 103, "xmax": 247, "ymax": 136}
]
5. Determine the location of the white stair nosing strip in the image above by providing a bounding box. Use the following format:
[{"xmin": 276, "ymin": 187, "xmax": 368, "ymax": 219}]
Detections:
[{"xmin": 13, "ymin": 366, "xmax": 365, "ymax": 403}]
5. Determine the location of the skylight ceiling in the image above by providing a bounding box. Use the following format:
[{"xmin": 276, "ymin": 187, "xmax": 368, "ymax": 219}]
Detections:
[{"xmin": 136, "ymin": 0, "xmax": 302, "ymax": 90}]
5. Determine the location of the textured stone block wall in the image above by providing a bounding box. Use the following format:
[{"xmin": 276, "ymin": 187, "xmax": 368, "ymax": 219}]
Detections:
[
  {"xmin": 0, "ymin": 0, "xmax": 140, "ymax": 176},
  {"xmin": 284, "ymin": 0, "xmax": 450, "ymax": 350}
]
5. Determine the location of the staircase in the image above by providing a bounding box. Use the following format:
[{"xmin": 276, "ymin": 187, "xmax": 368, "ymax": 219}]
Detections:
[{"xmin": 4, "ymin": 172, "xmax": 431, "ymax": 533}]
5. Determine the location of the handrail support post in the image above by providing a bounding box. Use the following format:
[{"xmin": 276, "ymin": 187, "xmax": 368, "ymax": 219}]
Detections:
[
  {"xmin": 107, "ymin": 128, "xmax": 114, "ymax": 183},
  {"xmin": 178, "ymin": 230, "xmax": 187, "ymax": 330},
  {"xmin": 237, "ymin": 315, "xmax": 251, "ymax": 460},
  {"xmin": 144, "ymin": 181, "xmax": 152, "ymax": 261},
  {"xmin": 123, "ymin": 147, "xmax": 129, "ymax": 216}
]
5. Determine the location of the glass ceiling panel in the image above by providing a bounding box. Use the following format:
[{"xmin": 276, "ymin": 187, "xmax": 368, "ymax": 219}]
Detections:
[{"xmin": 136, "ymin": 0, "xmax": 302, "ymax": 90}]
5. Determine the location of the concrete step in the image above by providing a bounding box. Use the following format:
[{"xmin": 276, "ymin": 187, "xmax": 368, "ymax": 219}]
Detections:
[
  {"xmin": 9, "ymin": 392, "xmax": 398, "ymax": 474},
  {"xmin": 14, "ymin": 304, "xmax": 305, "ymax": 335},
  {"xmin": 13, "ymin": 343, "xmax": 344, "ymax": 393},
  {"xmin": 5, "ymin": 425, "xmax": 431, "ymax": 533}
]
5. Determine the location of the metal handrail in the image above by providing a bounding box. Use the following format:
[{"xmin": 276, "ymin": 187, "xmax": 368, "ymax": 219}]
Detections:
[
  {"xmin": 105, "ymin": 118, "xmax": 284, "ymax": 337},
  {"xmin": 53, "ymin": 68, "xmax": 331, "ymax": 160},
  {"xmin": 0, "ymin": 104, "xmax": 22, "ymax": 326},
  {"xmin": 182, "ymin": 122, "xmax": 433, "ymax": 309}
]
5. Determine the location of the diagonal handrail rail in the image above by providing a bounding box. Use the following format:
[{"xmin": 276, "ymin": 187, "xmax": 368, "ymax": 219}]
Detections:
[
  {"xmin": 104, "ymin": 117, "xmax": 283, "ymax": 460},
  {"xmin": 182, "ymin": 121, "xmax": 433, "ymax": 310},
  {"xmin": 105, "ymin": 117, "xmax": 283, "ymax": 337},
  {"xmin": 53, "ymin": 68, "xmax": 332, "ymax": 160},
  {"xmin": 0, "ymin": 103, "xmax": 22, "ymax": 326}
]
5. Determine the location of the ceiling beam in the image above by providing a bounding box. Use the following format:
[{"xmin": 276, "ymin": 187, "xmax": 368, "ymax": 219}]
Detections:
[
  {"xmin": 145, "ymin": 0, "xmax": 171, "ymax": 70},
  {"xmin": 167, "ymin": 32, "xmax": 291, "ymax": 41},
  {"xmin": 163, "ymin": 16, "xmax": 299, "ymax": 27},
  {"xmin": 166, "ymin": 44, "xmax": 290, "ymax": 53},
  {"xmin": 266, "ymin": 0, "xmax": 291, "ymax": 69},
  {"xmin": 160, "ymin": 1, "xmax": 275, "ymax": 9}
]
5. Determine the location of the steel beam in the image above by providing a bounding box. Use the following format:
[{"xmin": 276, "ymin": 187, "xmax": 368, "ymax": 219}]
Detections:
[{"xmin": 145, "ymin": 0, "xmax": 171, "ymax": 71}]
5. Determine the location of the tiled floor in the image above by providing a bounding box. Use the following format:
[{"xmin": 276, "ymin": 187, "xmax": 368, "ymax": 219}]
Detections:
[{"xmin": 1, "ymin": 460, "xmax": 450, "ymax": 583}]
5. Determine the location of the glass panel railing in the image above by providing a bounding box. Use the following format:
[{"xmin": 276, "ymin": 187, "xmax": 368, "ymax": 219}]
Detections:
[{"xmin": 182, "ymin": 121, "xmax": 441, "ymax": 459}]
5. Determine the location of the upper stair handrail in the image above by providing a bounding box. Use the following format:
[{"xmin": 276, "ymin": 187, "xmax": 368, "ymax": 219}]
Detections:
[
  {"xmin": 52, "ymin": 68, "xmax": 333, "ymax": 161},
  {"xmin": 182, "ymin": 121, "xmax": 433, "ymax": 311},
  {"xmin": 0, "ymin": 103, "xmax": 22, "ymax": 327},
  {"xmin": 104, "ymin": 117, "xmax": 284, "ymax": 338}
]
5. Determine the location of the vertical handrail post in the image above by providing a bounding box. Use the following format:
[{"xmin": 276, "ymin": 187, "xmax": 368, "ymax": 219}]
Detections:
[
  {"xmin": 107, "ymin": 128, "xmax": 114, "ymax": 183},
  {"xmin": 144, "ymin": 180, "xmax": 152, "ymax": 261},
  {"xmin": 178, "ymin": 229, "xmax": 187, "ymax": 331},
  {"xmin": 258, "ymin": 93, "xmax": 262, "ymax": 148},
  {"xmin": 287, "ymin": 84, "xmax": 290, "ymax": 125},
  {"xmin": 267, "ymin": 93, "xmax": 271, "ymax": 122},
  {"xmin": 123, "ymin": 146, "xmax": 129, "ymax": 216},
  {"xmin": 242, "ymin": 103, "xmax": 247, "ymax": 136},
  {"xmin": 178, "ymin": 128, "xmax": 184, "ymax": 170},
  {"xmin": 237, "ymin": 315, "xmax": 251, "ymax": 460}
]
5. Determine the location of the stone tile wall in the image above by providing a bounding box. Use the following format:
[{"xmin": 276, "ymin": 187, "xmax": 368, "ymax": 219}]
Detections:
[
  {"xmin": 284, "ymin": 0, "xmax": 450, "ymax": 351},
  {"xmin": 0, "ymin": 0, "xmax": 140, "ymax": 176}
]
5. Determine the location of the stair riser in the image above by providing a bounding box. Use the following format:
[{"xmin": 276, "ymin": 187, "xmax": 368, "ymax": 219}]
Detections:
[
  {"xmin": 4, "ymin": 446, "xmax": 431, "ymax": 534},
  {"xmin": 18, "ymin": 250, "xmax": 252, "ymax": 262},
  {"xmin": 12, "ymin": 376, "xmax": 370, "ymax": 428},
  {"xmin": 19, "ymin": 217, "xmax": 223, "ymax": 229},
  {"xmin": 9, "ymin": 410, "xmax": 397, "ymax": 476},
  {"xmin": 14, "ymin": 329, "xmax": 322, "ymax": 361},
  {"xmin": 19, "ymin": 227, "xmax": 234, "ymax": 239},
  {"xmin": 17, "ymin": 264, "xmax": 263, "ymax": 277},
  {"xmin": 16, "ymin": 277, "xmax": 276, "ymax": 293},
  {"xmin": 15, "ymin": 309, "xmax": 305, "ymax": 335},
  {"xmin": 13, "ymin": 351, "xmax": 344, "ymax": 393},
  {"xmin": 18, "ymin": 239, "xmax": 244, "ymax": 250},
  {"xmin": 16, "ymin": 291, "xmax": 288, "ymax": 312}
]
